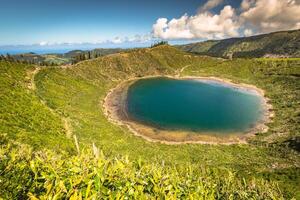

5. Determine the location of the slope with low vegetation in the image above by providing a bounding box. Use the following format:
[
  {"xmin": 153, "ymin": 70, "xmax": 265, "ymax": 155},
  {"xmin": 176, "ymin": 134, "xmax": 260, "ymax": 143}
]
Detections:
[
  {"xmin": 0, "ymin": 48, "xmax": 126, "ymax": 66},
  {"xmin": 0, "ymin": 61, "xmax": 73, "ymax": 151},
  {"xmin": 178, "ymin": 29, "xmax": 300, "ymax": 58},
  {"xmin": 0, "ymin": 45, "xmax": 299, "ymax": 198}
]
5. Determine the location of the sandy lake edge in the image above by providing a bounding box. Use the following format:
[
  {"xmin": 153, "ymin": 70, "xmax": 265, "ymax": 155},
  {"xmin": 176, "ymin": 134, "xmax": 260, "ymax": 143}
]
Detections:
[{"xmin": 102, "ymin": 75, "xmax": 274, "ymax": 145}]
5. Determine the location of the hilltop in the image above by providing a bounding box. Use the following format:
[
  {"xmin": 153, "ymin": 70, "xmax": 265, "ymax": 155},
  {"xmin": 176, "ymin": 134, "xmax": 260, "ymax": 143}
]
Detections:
[
  {"xmin": 2, "ymin": 48, "xmax": 126, "ymax": 66},
  {"xmin": 0, "ymin": 45, "xmax": 299, "ymax": 198},
  {"xmin": 177, "ymin": 29, "xmax": 300, "ymax": 58}
]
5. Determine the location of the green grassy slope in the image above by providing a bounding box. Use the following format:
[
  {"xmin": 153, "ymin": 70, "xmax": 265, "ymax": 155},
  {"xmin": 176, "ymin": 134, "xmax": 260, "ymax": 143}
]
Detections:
[
  {"xmin": 178, "ymin": 29, "xmax": 300, "ymax": 58},
  {"xmin": 0, "ymin": 61, "xmax": 74, "ymax": 152},
  {"xmin": 1, "ymin": 46, "xmax": 299, "ymax": 198}
]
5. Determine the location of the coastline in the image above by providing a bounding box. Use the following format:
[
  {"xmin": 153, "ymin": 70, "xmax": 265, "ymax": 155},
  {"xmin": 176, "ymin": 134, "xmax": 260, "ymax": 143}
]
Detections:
[{"xmin": 102, "ymin": 75, "xmax": 274, "ymax": 145}]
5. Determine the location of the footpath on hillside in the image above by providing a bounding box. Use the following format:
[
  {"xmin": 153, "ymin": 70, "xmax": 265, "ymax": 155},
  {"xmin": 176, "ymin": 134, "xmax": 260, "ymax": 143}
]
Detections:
[{"xmin": 26, "ymin": 66, "xmax": 73, "ymax": 138}]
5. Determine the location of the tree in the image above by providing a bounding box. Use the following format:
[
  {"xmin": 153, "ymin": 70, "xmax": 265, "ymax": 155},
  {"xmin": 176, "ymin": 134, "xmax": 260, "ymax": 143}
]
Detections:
[
  {"xmin": 6, "ymin": 53, "xmax": 14, "ymax": 62},
  {"xmin": 151, "ymin": 41, "xmax": 168, "ymax": 48},
  {"xmin": 0, "ymin": 55, "xmax": 5, "ymax": 61}
]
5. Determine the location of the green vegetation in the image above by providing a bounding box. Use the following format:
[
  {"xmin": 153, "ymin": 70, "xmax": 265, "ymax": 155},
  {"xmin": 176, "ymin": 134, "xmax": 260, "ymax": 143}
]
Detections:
[
  {"xmin": 67, "ymin": 48, "xmax": 126, "ymax": 64},
  {"xmin": 178, "ymin": 29, "xmax": 300, "ymax": 58},
  {"xmin": 0, "ymin": 61, "xmax": 73, "ymax": 152},
  {"xmin": 43, "ymin": 55, "xmax": 70, "ymax": 65},
  {"xmin": 0, "ymin": 48, "xmax": 126, "ymax": 66},
  {"xmin": 1, "ymin": 53, "xmax": 64, "ymax": 66},
  {"xmin": 0, "ymin": 45, "xmax": 299, "ymax": 198},
  {"xmin": 0, "ymin": 135, "xmax": 285, "ymax": 199}
]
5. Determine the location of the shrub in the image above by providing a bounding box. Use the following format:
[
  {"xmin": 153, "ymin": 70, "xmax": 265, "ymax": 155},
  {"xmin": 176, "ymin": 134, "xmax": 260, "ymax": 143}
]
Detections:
[{"xmin": 0, "ymin": 137, "xmax": 284, "ymax": 199}]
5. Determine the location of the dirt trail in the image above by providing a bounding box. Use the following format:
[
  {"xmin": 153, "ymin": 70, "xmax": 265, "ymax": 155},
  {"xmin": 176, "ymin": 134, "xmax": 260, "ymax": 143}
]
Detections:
[
  {"xmin": 27, "ymin": 67, "xmax": 40, "ymax": 90},
  {"xmin": 27, "ymin": 66, "xmax": 73, "ymax": 138},
  {"xmin": 62, "ymin": 118, "xmax": 73, "ymax": 138},
  {"xmin": 180, "ymin": 64, "xmax": 191, "ymax": 73},
  {"xmin": 176, "ymin": 64, "xmax": 191, "ymax": 77}
]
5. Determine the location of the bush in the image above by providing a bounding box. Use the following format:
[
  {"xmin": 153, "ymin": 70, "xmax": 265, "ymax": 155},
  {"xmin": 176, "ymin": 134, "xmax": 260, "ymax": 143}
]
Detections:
[
  {"xmin": 151, "ymin": 41, "xmax": 168, "ymax": 48},
  {"xmin": 0, "ymin": 137, "xmax": 284, "ymax": 199}
]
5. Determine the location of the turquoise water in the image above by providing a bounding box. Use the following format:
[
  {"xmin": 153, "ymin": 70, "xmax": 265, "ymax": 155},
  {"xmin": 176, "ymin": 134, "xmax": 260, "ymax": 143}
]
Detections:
[{"xmin": 127, "ymin": 77, "xmax": 264, "ymax": 134}]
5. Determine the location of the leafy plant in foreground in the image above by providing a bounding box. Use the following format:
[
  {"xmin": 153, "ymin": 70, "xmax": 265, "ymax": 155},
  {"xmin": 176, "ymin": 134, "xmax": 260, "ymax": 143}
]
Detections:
[{"xmin": 0, "ymin": 135, "xmax": 285, "ymax": 199}]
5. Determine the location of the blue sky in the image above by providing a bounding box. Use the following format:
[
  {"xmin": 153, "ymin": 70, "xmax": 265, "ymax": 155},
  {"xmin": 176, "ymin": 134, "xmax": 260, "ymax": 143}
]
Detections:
[
  {"xmin": 0, "ymin": 0, "xmax": 298, "ymax": 49},
  {"xmin": 0, "ymin": 0, "xmax": 196, "ymax": 45},
  {"xmin": 0, "ymin": 0, "xmax": 242, "ymax": 46}
]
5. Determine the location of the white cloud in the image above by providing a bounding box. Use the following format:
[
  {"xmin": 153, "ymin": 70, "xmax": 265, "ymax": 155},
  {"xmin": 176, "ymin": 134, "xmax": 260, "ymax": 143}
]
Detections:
[
  {"xmin": 111, "ymin": 37, "xmax": 123, "ymax": 44},
  {"xmin": 241, "ymin": 0, "xmax": 255, "ymax": 11},
  {"xmin": 153, "ymin": 5, "xmax": 240, "ymax": 40},
  {"xmin": 240, "ymin": 0, "xmax": 300, "ymax": 33},
  {"xmin": 110, "ymin": 34, "xmax": 152, "ymax": 44},
  {"xmin": 152, "ymin": 0, "xmax": 300, "ymax": 40},
  {"xmin": 198, "ymin": 0, "xmax": 224, "ymax": 12},
  {"xmin": 152, "ymin": 16, "xmax": 194, "ymax": 39},
  {"xmin": 244, "ymin": 28, "xmax": 253, "ymax": 36},
  {"xmin": 127, "ymin": 34, "xmax": 152, "ymax": 43},
  {"xmin": 39, "ymin": 41, "xmax": 48, "ymax": 46},
  {"xmin": 35, "ymin": 34, "xmax": 152, "ymax": 47}
]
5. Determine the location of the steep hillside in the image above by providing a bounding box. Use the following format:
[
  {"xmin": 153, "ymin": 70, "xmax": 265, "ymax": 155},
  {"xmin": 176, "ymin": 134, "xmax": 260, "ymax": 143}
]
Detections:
[
  {"xmin": 1, "ymin": 46, "xmax": 299, "ymax": 198},
  {"xmin": 0, "ymin": 61, "xmax": 74, "ymax": 151},
  {"xmin": 178, "ymin": 29, "xmax": 300, "ymax": 58}
]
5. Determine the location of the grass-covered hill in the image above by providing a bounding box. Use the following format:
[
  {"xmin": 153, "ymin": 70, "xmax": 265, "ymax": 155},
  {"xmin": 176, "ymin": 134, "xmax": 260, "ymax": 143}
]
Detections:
[
  {"xmin": 177, "ymin": 29, "xmax": 300, "ymax": 58},
  {"xmin": 1, "ymin": 45, "xmax": 299, "ymax": 198},
  {"xmin": 63, "ymin": 48, "xmax": 126, "ymax": 63},
  {"xmin": 9, "ymin": 52, "xmax": 71, "ymax": 65},
  {"xmin": 3, "ymin": 48, "xmax": 126, "ymax": 66}
]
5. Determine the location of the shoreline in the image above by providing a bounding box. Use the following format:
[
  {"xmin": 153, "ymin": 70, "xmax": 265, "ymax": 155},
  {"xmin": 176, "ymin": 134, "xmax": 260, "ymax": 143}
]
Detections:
[{"xmin": 102, "ymin": 75, "xmax": 274, "ymax": 145}]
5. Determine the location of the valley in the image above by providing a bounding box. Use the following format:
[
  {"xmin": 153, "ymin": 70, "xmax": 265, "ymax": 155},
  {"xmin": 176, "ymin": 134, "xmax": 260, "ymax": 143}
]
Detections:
[{"xmin": 1, "ymin": 44, "xmax": 299, "ymax": 198}]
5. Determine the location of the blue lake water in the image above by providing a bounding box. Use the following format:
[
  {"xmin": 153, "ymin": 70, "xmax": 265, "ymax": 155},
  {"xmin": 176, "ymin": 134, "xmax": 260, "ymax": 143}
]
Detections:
[{"xmin": 127, "ymin": 77, "xmax": 264, "ymax": 134}]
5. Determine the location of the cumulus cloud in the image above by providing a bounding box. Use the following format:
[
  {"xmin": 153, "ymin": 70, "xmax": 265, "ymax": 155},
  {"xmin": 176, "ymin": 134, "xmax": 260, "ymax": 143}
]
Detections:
[
  {"xmin": 198, "ymin": 0, "xmax": 224, "ymax": 12},
  {"xmin": 241, "ymin": 0, "xmax": 256, "ymax": 11},
  {"xmin": 111, "ymin": 37, "xmax": 123, "ymax": 44},
  {"xmin": 152, "ymin": 16, "xmax": 194, "ymax": 39},
  {"xmin": 37, "ymin": 34, "xmax": 152, "ymax": 46},
  {"xmin": 244, "ymin": 28, "xmax": 254, "ymax": 36},
  {"xmin": 127, "ymin": 34, "xmax": 152, "ymax": 43},
  {"xmin": 39, "ymin": 41, "xmax": 49, "ymax": 46},
  {"xmin": 240, "ymin": 0, "xmax": 300, "ymax": 33},
  {"xmin": 153, "ymin": 5, "xmax": 239, "ymax": 40},
  {"xmin": 110, "ymin": 34, "xmax": 152, "ymax": 44},
  {"xmin": 152, "ymin": 0, "xmax": 300, "ymax": 40}
]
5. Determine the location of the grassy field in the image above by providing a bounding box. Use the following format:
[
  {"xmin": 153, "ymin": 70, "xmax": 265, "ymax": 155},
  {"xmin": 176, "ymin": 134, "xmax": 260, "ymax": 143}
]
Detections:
[{"xmin": 1, "ymin": 45, "xmax": 299, "ymax": 198}]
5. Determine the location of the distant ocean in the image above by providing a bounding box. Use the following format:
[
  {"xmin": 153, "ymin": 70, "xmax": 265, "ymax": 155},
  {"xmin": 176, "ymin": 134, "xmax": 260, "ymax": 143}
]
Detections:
[
  {"xmin": 0, "ymin": 48, "xmax": 77, "ymax": 55},
  {"xmin": 0, "ymin": 43, "xmax": 145, "ymax": 55},
  {"xmin": 0, "ymin": 41, "xmax": 195, "ymax": 55},
  {"xmin": 0, "ymin": 41, "xmax": 155, "ymax": 55},
  {"xmin": 0, "ymin": 45, "xmax": 113, "ymax": 55}
]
